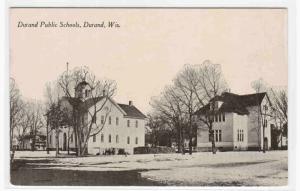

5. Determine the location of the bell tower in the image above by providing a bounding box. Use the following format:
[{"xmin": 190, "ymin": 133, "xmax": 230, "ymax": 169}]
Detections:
[{"xmin": 75, "ymin": 81, "xmax": 91, "ymax": 101}]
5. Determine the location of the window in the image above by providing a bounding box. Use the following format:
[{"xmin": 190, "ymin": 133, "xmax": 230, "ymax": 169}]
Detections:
[
  {"xmin": 85, "ymin": 89, "xmax": 88, "ymax": 97},
  {"xmin": 49, "ymin": 135, "xmax": 52, "ymax": 144},
  {"xmin": 101, "ymin": 115, "xmax": 104, "ymax": 124},
  {"xmin": 215, "ymin": 130, "xmax": 218, "ymax": 142},
  {"xmin": 116, "ymin": 135, "xmax": 119, "ymax": 143},
  {"xmin": 109, "ymin": 116, "xmax": 111, "ymax": 125},
  {"xmin": 101, "ymin": 134, "xmax": 104, "ymax": 143},
  {"xmin": 135, "ymin": 120, "xmax": 138, "ymax": 128},
  {"xmin": 237, "ymin": 129, "xmax": 244, "ymax": 142},
  {"xmin": 222, "ymin": 113, "xmax": 225, "ymax": 121},
  {"xmin": 241, "ymin": 130, "xmax": 244, "ymax": 142},
  {"xmin": 116, "ymin": 117, "xmax": 119, "ymax": 125},
  {"xmin": 219, "ymin": 114, "xmax": 221, "ymax": 122},
  {"xmin": 215, "ymin": 115, "xmax": 218, "ymax": 122},
  {"xmin": 135, "ymin": 137, "xmax": 138, "ymax": 144},
  {"xmin": 81, "ymin": 132, "xmax": 84, "ymax": 140},
  {"xmin": 127, "ymin": 136, "xmax": 130, "ymax": 144},
  {"xmin": 109, "ymin": 134, "xmax": 112, "ymax": 143},
  {"xmin": 92, "ymin": 115, "xmax": 96, "ymax": 123},
  {"xmin": 93, "ymin": 134, "xmax": 96, "ymax": 142},
  {"xmin": 127, "ymin": 120, "xmax": 130, "ymax": 127},
  {"xmin": 70, "ymin": 134, "xmax": 73, "ymax": 143},
  {"xmin": 219, "ymin": 130, "xmax": 222, "ymax": 142}
]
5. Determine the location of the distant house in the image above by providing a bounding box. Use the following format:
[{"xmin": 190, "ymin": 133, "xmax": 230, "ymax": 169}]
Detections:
[
  {"xmin": 47, "ymin": 81, "xmax": 147, "ymax": 155},
  {"xmin": 19, "ymin": 134, "xmax": 46, "ymax": 151},
  {"xmin": 194, "ymin": 92, "xmax": 273, "ymax": 151}
]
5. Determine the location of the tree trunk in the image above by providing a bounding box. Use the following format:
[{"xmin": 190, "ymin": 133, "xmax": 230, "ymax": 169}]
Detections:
[
  {"xmin": 46, "ymin": 121, "xmax": 49, "ymax": 154},
  {"xmin": 55, "ymin": 128, "xmax": 59, "ymax": 157},
  {"xmin": 67, "ymin": 135, "xmax": 70, "ymax": 155},
  {"xmin": 188, "ymin": 114, "xmax": 193, "ymax": 155},
  {"xmin": 209, "ymin": 122, "xmax": 216, "ymax": 154}
]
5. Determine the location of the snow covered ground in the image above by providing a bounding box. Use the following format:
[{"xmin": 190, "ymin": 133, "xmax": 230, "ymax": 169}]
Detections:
[{"xmin": 14, "ymin": 150, "xmax": 288, "ymax": 186}]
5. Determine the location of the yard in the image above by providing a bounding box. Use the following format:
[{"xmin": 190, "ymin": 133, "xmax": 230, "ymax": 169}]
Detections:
[{"xmin": 11, "ymin": 150, "xmax": 288, "ymax": 186}]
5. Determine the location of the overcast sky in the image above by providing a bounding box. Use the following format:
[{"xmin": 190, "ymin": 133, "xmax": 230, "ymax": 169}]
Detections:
[{"xmin": 10, "ymin": 8, "xmax": 287, "ymax": 113}]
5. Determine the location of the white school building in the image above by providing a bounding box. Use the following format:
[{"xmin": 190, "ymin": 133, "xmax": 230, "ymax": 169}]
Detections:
[
  {"xmin": 195, "ymin": 92, "xmax": 272, "ymax": 151},
  {"xmin": 47, "ymin": 81, "xmax": 147, "ymax": 155}
]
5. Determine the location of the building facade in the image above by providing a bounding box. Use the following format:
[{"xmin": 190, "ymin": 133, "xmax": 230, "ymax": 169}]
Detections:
[
  {"xmin": 47, "ymin": 81, "xmax": 147, "ymax": 155},
  {"xmin": 195, "ymin": 92, "xmax": 272, "ymax": 151}
]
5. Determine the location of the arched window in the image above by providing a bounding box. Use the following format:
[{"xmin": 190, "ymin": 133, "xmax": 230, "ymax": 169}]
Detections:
[
  {"xmin": 127, "ymin": 136, "xmax": 130, "ymax": 144},
  {"xmin": 109, "ymin": 134, "xmax": 112, "ymax": 143},
  {"xmin": 116, "ymin": 135, "xmax": 119, "ymax": 143}
]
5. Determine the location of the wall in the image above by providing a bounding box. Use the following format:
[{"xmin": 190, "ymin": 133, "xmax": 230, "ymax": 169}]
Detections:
[
  {"xmin": 87, "ymin": 98, "xmax": 146, "ymax": 155},
  {"xmin": 232, "ymin": 113, "xmax": 248, "ymax": 150},
  {"xmin": 196, "ymin": 112, "xmax": 234, "ymax": 150},
  {"xmin": 247, "ymin": 96, "xmax": 272, "ymax": 150}
]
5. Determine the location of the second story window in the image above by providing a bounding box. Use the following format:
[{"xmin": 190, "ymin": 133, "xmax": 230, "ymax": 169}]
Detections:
[
  {"xmin": 135, "ymin": 120, "xmax": 138, "ymax": 128},
  {"xmin": 127, "ymin": 136, "xmax": 130, "ymax": 144},
  {"xmin": 127, "ymin": 120, "xmax": 130, "ymax": 127},
  {"xmin": 116, "ymin": 117, "xmax": 119, "ymax": 125},
  {"xmin": 135, "ymin": 137, "xmax": 138, "ymax": 144},
  {"xmin": 109, "ymin": 116, "xmax": 111, "ymax": 125},
  {"xmin": 222, "ymin": 113, "xmax": 225, "ymax": 121}
]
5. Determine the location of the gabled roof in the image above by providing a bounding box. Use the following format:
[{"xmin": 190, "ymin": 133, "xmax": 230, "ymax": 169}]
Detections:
[
  {"xmin": 195, "ymin": 92, "xmax": 268, "ymax": 116},
  {"xmin": 80, "ymin": 96, "xmax": 105, "ymax": 111},
  {"xmin": 61, "ymin": 96, "xmax": 146, "ymax": 119},
  {"xmin": 118, "ymin": 104, "xmax": 147, "ymax": 119}
]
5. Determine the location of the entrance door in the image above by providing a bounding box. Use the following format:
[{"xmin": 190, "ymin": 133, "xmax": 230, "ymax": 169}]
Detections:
[
  {"xmin": 264, "ymin": 137, "xmax": 268, "ymax": 150},
  {"xmin": 63, "ymin": 133, "xmax": 67, "ymax": 151}
]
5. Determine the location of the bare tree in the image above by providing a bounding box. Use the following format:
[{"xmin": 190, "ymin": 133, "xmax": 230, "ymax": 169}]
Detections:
[
  {"xmin": 250, "ymin": 78, "xmax": 268, "ymax": 152},
  {"xmin": 10, "ymin": 78, "xmax": 24, "ymax": 151},
  {"xmin": 269, "ymin": 87, "xmax": 288, "ymax": 148},
  {"xmin": 47, "ymin": 66, "xmax": 117, "ymax": 156},
  {"xmin": 150, "ymin": 86, "xmax": 187, "ymax": 154},
  {"xmin": 47, "ymin": 102, "xmax": 70, "ymax": 157},
  {"xmin": 26, "ymin": 101, "xmax": 44, "ymax": 151},
  {"xmin": 175, "ymin": 61, "xmax": 228, "ymax": 154}
]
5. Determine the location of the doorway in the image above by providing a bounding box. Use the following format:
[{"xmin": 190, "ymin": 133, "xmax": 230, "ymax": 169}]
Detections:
[{"xmin": 63, "ymin": 133, "xmax": 67, "ymax": 151}]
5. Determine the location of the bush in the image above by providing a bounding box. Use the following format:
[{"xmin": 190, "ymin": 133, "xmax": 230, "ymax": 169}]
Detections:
[{"xmin": 134, "ymin": 146, "xmax": 175, "ymax": 154}]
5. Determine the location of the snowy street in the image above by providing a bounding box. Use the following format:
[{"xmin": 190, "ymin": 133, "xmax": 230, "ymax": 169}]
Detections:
[{"xmin": 11, "ymin": 150, "xmax": 287, "ymax": 186}]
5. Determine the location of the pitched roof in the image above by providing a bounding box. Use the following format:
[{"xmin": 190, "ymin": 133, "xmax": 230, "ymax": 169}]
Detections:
[
  {"xmin": 61, "ymin": 96, "xmax": 146, "ymax": 119},
  {"xmin": 118, "ymin": 104, "xmax": 147, "ymax": 119},
  {"xmin": 80, "ymin": 96, "xmax": 105, "ymax": 111},
  {"xmin": 195, "ymin": 92, "xmax": 268, "ymax": 116}
]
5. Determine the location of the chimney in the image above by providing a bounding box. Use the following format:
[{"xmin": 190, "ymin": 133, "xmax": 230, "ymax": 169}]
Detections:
[{"xmin": 129, "ymin": 100, "xmax": 133, "ymax": 106}]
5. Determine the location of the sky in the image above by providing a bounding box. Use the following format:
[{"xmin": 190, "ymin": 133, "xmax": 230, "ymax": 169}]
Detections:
[{"xmin": 10, "ymin": 8, "xmax": 287, "ymax": 113}]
